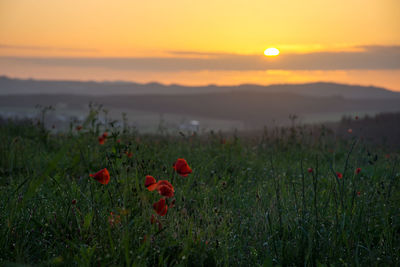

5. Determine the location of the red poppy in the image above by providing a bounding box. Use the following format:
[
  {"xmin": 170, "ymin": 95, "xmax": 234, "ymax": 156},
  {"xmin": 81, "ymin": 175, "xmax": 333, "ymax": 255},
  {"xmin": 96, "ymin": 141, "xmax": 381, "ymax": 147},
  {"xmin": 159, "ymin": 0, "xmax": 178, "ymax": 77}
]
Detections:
[
  {"xmin": 153, "ymin": 198, "xmax": 168, "ymax": 216},
  {"xmin": 76, "ymin": 125, "xmax": 83, "ymax": 131},
  {"xmin": 102, "ymin": 132, "xmax": 108, "ymax": 138},
  {"xmin": 90, "ymin": 168, "xmax": 110, "ymax": 185},
  {"xmin": 336, "ymin": 172, "xmax": 343, "ymax": 179},
  {"xmin": 307, "ymin": 168, "xmax": 313, "ymax": 173},
  {"xmin": 125, "ymin": 152, "xmax": 133, "ymax": 158},
  {"xmin": 156, "ymin": 180, "xmax": 175, "ymax": 192},
  {"xmin": 157, "ymin": 185, "xmax": 174, "ymax": 198},
  {"xmin": 357, "ymin": 191, "xmax": 361, "ymax": 196},
  {"xmin": 173, "ymin": 158, "xmax": 192, "ymax": 177},
  {"xmin": 145, "ymin": 175, "xmax": 158, "ymax": 191},
  {"xmin": 355, "ymin": 168, "xmax": 361, "ymax": 174},
  {"xmin": 98, "ymin": 136, "xmax": 106, "ymax": 145}
]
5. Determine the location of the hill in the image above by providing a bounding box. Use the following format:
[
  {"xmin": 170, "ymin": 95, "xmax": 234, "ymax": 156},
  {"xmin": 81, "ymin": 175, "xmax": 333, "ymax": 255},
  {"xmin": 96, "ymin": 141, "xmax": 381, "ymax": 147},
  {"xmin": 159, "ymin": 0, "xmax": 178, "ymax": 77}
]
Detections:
[{"xmin": 1, "ymin": 76, "xmax": 399, "ymax": 99}]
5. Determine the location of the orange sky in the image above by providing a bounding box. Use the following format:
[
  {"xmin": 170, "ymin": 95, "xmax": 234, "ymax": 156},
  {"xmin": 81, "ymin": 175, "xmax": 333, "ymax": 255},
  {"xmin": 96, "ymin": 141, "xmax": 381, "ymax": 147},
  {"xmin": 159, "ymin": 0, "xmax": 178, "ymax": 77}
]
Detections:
[{"xmin": 0, "ymin": 0, "xmax": 399, "ymax": 90}]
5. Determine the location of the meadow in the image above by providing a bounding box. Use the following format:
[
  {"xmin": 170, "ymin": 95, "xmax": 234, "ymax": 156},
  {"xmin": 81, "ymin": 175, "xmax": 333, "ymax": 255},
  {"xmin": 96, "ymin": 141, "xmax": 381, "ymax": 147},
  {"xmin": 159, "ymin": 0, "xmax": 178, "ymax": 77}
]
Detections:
[{"xmin": 0, "ymin": 107, "xmax": 399, "ymax": 266}]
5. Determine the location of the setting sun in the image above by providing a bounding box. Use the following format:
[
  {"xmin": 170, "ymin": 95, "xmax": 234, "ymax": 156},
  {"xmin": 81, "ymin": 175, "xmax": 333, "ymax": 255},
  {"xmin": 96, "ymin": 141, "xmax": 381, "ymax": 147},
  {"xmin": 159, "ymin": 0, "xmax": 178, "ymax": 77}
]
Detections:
[{"xmin": 264, "ymin": 48, "xmax": 280, "ymax": 56}]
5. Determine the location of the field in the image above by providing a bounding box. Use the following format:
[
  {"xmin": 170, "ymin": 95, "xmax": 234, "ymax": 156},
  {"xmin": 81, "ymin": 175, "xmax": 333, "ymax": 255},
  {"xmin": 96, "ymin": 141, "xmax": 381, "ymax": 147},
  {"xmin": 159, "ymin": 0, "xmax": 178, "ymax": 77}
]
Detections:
[{"xmin": 0, "ymin": 108, "xmax": 399, "ymax": 266}]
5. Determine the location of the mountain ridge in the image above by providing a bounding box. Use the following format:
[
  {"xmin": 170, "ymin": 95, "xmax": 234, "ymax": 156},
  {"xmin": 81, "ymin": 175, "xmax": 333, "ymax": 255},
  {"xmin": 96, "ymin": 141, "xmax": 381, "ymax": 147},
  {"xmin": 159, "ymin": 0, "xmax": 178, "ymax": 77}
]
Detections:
[{"xmin": 0, "ymin": 75, "xmax": 399, "ymax": 99}]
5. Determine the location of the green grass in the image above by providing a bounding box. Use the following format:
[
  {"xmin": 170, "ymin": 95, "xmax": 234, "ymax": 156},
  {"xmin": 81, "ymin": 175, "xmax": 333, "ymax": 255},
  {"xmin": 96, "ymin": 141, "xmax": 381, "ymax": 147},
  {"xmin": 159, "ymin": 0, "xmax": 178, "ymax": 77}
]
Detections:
[{"xmin": 0, "ymin": 114, "xmax": 399, "ymax": 266}]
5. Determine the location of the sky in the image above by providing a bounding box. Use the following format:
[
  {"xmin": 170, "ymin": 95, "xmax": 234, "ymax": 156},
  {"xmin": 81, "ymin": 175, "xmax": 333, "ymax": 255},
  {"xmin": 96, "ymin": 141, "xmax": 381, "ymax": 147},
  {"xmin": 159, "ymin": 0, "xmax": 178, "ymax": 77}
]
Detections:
[{"xmin": 0, "ymin": 0, "xmax": 400, "ymax": 90}]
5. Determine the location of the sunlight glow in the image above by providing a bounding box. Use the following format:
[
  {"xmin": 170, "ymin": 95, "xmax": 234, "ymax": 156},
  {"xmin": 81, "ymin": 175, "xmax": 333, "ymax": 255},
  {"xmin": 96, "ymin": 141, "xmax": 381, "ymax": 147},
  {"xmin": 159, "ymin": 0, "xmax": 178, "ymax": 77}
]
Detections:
[{"xmin": 264, "ymin": 48, "xmax": 280, "ymax": 56}]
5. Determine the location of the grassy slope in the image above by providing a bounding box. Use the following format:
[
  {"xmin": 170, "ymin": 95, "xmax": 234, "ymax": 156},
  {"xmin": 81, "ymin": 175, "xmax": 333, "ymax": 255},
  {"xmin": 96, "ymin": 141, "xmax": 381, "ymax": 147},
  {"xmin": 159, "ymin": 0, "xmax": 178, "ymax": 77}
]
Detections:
[{"xmin": 0, "ymin": 115, "xmax": 399, "ymax": 266}]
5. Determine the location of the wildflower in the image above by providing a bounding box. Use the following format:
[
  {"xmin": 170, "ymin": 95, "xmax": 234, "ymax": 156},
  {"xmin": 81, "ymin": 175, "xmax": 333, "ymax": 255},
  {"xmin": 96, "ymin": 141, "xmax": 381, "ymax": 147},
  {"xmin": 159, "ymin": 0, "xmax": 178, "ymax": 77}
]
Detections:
[
  {"xmin": 71, "ymin": 199, "xmax": 77, "ymax": 205},
  {"xmin": 90, "ymin": 168, "xmax": 110, "ymax": 185},
  {"xmin": 156, "ymin": 180, "xmax": 174, "ymax": 192},
  {"xmin": 357, "ymin": 191, "xmax": 361, "ymax": 196},
  {"xmin": 145, "ymin": 175, "xmax": 158, "ymax": 191},
  {"xmin": 157, "ymin": 185, "xmax": 174, "ymax": 198},
  {"xmin": 108, "ymin": 212, "xmax": 121, "ymax": 227},
  {"xmin": 308, "ymin": 168, "xmax": 313, "ymax": 173},
  {"xmin": 125, "ymin": 152, "xmax": 133, "ymax": 158},
  {"xmin": 98, "ymin": 136, "xmax": 106, "ymax": 145},
  {"xmin": 336, "ymin": 172, "xmax": 343, "ymax": 179},
  {"xmin": 173, "ymin": 158, "xmax": 192, "ymax": 177},
  {"xmin": 355, "ymin": 168, "xmax": 361, "ymax": 174},
  {"xmin": 76, "ymin": 125, "xmax": 83, "ymax": 131},
  {"xmin": 102, "ymin": 132, "xmax": 108, "ymax": 138},
  {"xmin": 153, "ymin": 198, "xmax": 168, "ymax": 216},
  {"xmin": 116, "ymin": 139, "xmax": 121, "ymax": 143}
]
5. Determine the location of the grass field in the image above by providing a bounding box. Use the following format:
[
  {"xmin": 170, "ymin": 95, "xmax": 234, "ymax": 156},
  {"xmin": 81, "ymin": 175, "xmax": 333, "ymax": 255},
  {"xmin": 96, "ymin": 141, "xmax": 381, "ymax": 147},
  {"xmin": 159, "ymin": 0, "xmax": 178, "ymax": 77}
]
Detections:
[{"xmin": 0, "ymin": 108, "xmax": 399, "ymax": 266}]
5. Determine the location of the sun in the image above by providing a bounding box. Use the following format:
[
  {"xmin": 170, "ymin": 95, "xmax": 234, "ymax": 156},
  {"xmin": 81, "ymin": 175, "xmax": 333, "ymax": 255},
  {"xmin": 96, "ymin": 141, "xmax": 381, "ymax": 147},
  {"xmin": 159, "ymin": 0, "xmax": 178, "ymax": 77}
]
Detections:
[{"xmin": 264, "ymin": 47, "xmax": 280, "ymax": 56}]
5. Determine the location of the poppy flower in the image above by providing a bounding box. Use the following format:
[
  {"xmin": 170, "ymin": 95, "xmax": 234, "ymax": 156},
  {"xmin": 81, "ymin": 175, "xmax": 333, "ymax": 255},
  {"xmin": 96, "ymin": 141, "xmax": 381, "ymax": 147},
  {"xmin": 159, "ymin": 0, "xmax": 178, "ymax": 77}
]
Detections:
[
  {"xmin": 125, "ymin": 152, "xmax": 133, "ymax": 158},
  {"xmin": 357, "ymin": 191, "xmax": 361, "ymax": 196},
  {"xmin": 145, "ymin": 175, "xmax": 158, "ymax": 191},
  {"xmin": 98, "ymin": 136, "xmax": 106, "ymax": 145},
  {"xmin": 355, "ymin": 168, "xmax": 361, "ymax": 174},
  {"xmin": 157, "ymin": 185, "xmax": 174, "ymax": 198},
  {"xmin": 336, "ymin": 172, "xmax": 343, "ymax": 179},
  {"xmin": 76, "ymin": 125, "xmax": 82, "ymax": 131},
  {"xmin": 102, "ymin": 132, "xmax": 108, "ymax": 138},
  {"xmin": 153, "ymin": 198, "xmax": 168, "ymax": 216},
  {"xmin": 173, "ymin": 158, "xmax": 192, "ymax": 177},
  {"xmin": 90, "ymin": 168, "xmax": 110, "ymax": 185},
  {"xmin": 307, "ymin": 168, "xmax": 313, "ymax": 173},
  {"xmin": 156, "ymin": 180, "xmax": 175, "ymax": 192}
]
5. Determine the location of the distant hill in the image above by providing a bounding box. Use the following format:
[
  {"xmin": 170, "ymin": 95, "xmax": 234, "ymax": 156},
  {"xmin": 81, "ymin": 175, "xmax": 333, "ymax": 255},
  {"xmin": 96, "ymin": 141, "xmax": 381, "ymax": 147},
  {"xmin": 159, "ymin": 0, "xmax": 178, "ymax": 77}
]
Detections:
[{"xmin": 0, "ymin": 76, "xmax": 399, "ymax": 99}]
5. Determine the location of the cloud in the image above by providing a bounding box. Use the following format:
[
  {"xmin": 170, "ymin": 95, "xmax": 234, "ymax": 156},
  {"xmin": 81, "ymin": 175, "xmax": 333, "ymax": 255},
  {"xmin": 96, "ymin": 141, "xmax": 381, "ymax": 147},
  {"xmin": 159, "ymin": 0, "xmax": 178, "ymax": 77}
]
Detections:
[
  {"xmin": 0, "ymin": 44, "xmax": 99, "ymax": 53},
  {"xmin": 1, "ymin": 45, "xmax": 399, "ymax": 71}
]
